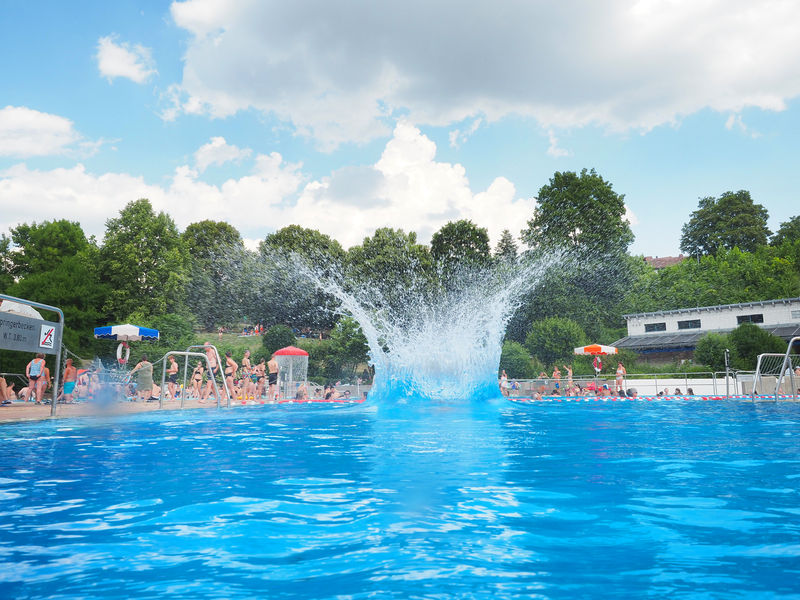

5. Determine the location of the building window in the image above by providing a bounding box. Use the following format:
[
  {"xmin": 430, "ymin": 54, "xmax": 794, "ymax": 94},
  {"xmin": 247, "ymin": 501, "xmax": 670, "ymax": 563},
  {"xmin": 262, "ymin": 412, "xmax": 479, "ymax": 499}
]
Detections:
[
  {"xmin": 737, "ymin": 314, "xmax": 764, "ymax": 324},
  {"xmin": 792, "ymin": 310, "xmax": 800, "ymax": 319},
  {"xmin": 678, "ymin": 319, "xmax": 701, "ymax": 330},
  {"xmin": 645, "ymin": 322, "xmax": 667, "ymax": 333}
]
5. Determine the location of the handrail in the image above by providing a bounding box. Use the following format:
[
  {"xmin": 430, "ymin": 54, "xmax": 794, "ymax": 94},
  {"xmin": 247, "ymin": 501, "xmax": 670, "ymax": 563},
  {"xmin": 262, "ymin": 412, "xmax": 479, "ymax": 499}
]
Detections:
[
  {"xmin": 185, "ymin": 344, "xmax": 230, "ymax": 407},
  {"xmin": 158, "ymin": 351, "xmax": 222, "ymax": 409},
  {"xmin": 775, "ymin": 337, "xmax": 800, "ymax": 403}
]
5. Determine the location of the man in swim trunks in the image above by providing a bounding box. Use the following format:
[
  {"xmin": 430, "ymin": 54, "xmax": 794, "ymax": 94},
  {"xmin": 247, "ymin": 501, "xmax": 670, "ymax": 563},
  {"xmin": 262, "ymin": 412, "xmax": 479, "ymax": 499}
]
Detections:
[
  {"xmin": 267, "ymin": 353, "xmax": 279, "ymax": 401},
  {"xmin": 61, "ymin": 358, "xmax": 77, "ymax": 403},
  {"xmin": 166, "ymin": 355, "xmax": 179, "ymax": 401}
]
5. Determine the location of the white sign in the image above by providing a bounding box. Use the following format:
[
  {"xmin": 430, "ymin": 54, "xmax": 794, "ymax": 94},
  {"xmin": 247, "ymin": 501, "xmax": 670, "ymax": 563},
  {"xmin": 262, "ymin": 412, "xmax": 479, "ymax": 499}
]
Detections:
[{"xmin": 39, "ymin": 324, "xmax": 56, "ymax": 349}]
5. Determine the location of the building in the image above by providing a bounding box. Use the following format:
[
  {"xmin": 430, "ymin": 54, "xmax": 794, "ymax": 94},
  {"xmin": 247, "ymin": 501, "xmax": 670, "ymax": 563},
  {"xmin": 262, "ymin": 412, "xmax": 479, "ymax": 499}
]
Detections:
[
  {"xmin": 614, "ymin": 297, "xmax": 800, "ymax": 361},
  {"xmin": 643, "ymin": 254, "xmax": 687, "ymax": 269}
]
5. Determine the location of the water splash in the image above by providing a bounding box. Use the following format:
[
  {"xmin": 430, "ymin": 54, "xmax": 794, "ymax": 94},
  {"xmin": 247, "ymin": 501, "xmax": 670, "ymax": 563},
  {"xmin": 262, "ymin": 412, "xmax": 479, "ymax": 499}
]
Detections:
[{"xmin": 299, "ymin": 255, "xmax": 561, "ymax": 404}]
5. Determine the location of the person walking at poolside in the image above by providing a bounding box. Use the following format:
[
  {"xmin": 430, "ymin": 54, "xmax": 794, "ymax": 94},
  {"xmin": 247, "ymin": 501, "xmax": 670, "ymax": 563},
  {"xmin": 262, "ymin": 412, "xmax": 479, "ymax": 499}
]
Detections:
[
  {"xmin": 241, "ymin": 350, "xmax": 253, "ymax": 399},
  {"xmin": 224, "ymin": 351, "xmax": 238, "ymax": 399},
  {"xmin": 615, "ymin": 362, "xmax": 626, "ymax": 392},
  {"xmin": 202, "ymin": 343, "xmax": 220, "ymax": 402},
  {"xmin": 129, "ymin": 354, "xmax": 154, "ymax": 402},
  {"xmin": 552, "ymin": 365, "xmax": 561, "ymax": 392},
  {"xmin": 61, "ymin": 358, "xmax": 77, "ymax": 403},
  {"xmin": 166, "ymin": 355, "xmax": 179, "ymax": 401},
  {"xmin": 267, "ymin": 353, "xmax": 279, "ymax": 401},
  {"xmin": 26, "ymin": 353, "xmax": 47, "ymax": 404}
]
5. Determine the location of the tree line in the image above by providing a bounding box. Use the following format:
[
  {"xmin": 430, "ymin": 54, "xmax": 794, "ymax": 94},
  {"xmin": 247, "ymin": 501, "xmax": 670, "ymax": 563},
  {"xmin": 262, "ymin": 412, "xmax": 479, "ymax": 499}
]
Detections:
[{"xmin": 1, "ymin": 168, "xmax": 799, "ymax": 380}]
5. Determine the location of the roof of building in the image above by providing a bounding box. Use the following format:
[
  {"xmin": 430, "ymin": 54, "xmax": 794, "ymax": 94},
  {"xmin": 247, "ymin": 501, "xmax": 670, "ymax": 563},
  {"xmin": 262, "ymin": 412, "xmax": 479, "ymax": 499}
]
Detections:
[
  {"xmin": 613, "ymin": 323, "xmax": 800, "ymax": 351},
  {"xmin": 623, "ymin": 297, "xmax": 800, "ymax": 320},
  {"xmin": 644, "ymin": 255, "xmax": 687, "ymax": 269}
]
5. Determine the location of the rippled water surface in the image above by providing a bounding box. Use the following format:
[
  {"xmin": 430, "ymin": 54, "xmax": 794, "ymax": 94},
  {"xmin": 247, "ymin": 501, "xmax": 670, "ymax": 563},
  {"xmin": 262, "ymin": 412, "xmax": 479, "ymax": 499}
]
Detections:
[{"xmin": 1, "ymin": 400, "xmax": 800, "ymax": 599}]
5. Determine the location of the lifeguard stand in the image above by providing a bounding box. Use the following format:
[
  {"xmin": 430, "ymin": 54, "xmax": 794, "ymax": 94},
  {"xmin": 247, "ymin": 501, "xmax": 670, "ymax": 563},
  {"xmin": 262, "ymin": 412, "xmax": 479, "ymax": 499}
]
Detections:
[{"xmin": 274, "ymin": 346, "xmax": 309, "ymax": 400}]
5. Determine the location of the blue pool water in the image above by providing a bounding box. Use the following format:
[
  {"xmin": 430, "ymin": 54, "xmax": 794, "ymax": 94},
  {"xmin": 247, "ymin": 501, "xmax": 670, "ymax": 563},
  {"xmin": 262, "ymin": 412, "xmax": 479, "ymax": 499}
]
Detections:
[{"xmin": 1, "ymin": 400, "xmax": 800, "ymax": 598}]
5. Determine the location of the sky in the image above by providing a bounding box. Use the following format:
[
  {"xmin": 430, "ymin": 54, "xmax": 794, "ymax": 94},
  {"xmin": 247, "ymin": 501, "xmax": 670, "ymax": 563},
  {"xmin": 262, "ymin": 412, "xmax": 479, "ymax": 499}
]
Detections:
[{"xmin": 1, "ymin": 0, "xmax": 799, "ymax": 256}]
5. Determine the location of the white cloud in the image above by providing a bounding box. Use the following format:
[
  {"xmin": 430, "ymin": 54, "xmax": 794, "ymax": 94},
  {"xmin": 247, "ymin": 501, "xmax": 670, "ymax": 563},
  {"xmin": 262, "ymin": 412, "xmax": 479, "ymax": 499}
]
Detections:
[
  {"xmin": 166, "ymin": 0, "xmax": 800, "ymax": 148},
  {"xmin": 449, "ymin": 118, "xmax": 482, "ymax": 149},
  {"xmin": 0, "ymin": 106, "xmax": 83, "ymax": 158},
  {"xmin": 545, "ymin": 130, "xmax": 571, "ymax": 158},
  {"xmin": 96, "ymin": 35, "xmax": 157, "ymax": 84},
  {"xmin": 725, "ymin": 114, "xmax": 760, "ymax": 138},
  {"xmin": 194, "ymin": 136, "xmax": 252, "ymax": 172},
  {"xmin": 0, "ymin": 122, "xmax": 545, "ymax": 249}
]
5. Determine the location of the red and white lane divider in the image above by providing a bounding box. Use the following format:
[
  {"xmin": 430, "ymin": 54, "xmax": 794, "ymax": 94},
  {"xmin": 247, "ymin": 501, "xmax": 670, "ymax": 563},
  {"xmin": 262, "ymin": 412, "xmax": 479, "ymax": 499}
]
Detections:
[{"xmin": 508, "ymin": 394, "xmax": 795, "ymax": 403}]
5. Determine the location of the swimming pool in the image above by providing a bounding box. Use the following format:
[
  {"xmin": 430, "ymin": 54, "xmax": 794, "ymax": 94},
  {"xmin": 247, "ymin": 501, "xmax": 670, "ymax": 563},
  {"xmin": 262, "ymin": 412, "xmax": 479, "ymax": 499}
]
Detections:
[{"xmin": 1, "ymin": 400, "xmax": 799, "ymax": 598}]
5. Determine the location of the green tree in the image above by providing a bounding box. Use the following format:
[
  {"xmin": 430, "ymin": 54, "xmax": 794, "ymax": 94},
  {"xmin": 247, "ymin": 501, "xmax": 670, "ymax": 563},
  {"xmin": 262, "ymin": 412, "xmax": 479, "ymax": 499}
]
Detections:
[
  {"xmin": 680, "ymin": 191, "xmax": 771, "ymax": 256},
  {"xmin": 499, "ymin": 341, "xmax": 533, "ymax": 379},
  {"xmin": 0, "ymin": 235, "xmax": 14, "ymax": 293},
  {"xmin": 525, "ymin": 317, "xmax": 587, "ymax": 366},
  {"xmin": 260, "ymin": 225, "xmax": 346, "ymax": 267},
  {"xmin": 430, "ymin": 220, "xmax": 492, "ymax": 268},
  {"xmin": 329, "ymin": 316, "xmax": 370, "ymax": 381},
  {"xmin": 494, "ymin": 229, "xmax": 518, "ymax": 264},
  {"xmin": 771, "ymin": 216, "xmax": 800, "ymax": 247},
  {"xmin": 694, "ymin": 332, "xmax": 737, "ymax": 371},
  {"xmin": 10, "ymin": 220, "xmax": 88, "ymax": 277},
  {"xmin": 99, "ymin": 199, "xmax": 189, "ymax": 321},
  {"xmin": 262, "ymin": 324, "xmax": 296, "ymax": 355},
  {"xmin": 344, "ymin": 228, "xmax": 435, "ymax": 311},
  {"xmin": 728, "ymin": 322, "xmax": 787, "ymax": 370},
  {"xmin": 521, "ymin": 168, "xmax": 633, "ymax": 255},
  {"xmin": 183, "ymin": 221, "xmax": 246, "ymax": 331}
]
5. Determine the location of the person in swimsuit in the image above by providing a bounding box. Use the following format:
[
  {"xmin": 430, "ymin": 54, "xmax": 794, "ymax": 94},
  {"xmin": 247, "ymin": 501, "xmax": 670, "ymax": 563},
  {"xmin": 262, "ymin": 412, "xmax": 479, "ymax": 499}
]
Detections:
[
  {"xmin": 129, "ymin": 354, "xmax": 154, "ymax": 402},
  {"xmin": 224, "ymin": 351, "xmax": 238, "ymax": 399},
  {"xmin": 615, "ymin": 362, "xmax": 626, "ymax": 393},
  {"xmin": 61, "ymin": 358, "xmax": 77, "ymax": 403},
  {"xmin": 241, "ymin": 350, "xmax": 253, "ymax": 400},
  {"xmin": 26, "ymin": 353, "xmax": 47, "ymax": 404},
  {"xmin": 202, "ymin": 343, "xmax": 220, "ymax": 402},
  {"xmin": 254, "ymin": 358, "xmax": 267, "ymax": 399},
  {"xmin": 166, "ymin": 355, "xmax": 179, "ymax": 401},
  {"xmin": 191, "ymin": 362, "xmax": 205, "ymax": 401},
  {"xmin": 562, "ymin": 364, "xmax": 573, "ymax": 389},
  {"xmin": 552, "ymin": 365, "xmax": 561, "ymax": 392},
  {"xmin": 267, "ymin": 353, "xmax": 279, "ymax": 401}
]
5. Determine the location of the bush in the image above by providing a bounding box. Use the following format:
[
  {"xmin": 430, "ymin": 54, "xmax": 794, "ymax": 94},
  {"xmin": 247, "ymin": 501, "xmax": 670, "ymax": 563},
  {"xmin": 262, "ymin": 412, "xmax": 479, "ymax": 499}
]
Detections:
[
  {"xmin": 525, "ymin": 317, "xmax": 587, "ymax": 367},
  {"xmin": 728, "ymin": 323, "xmax": 787, "ymax": 370},
  {"xmin": 262, "ymin": 325, "xmax": 296, "ymax": 355},
  {"xmin": 499, "ymin": 341, "xmax": 534, "ymax": 379},
  {"xmin": 694, "ymin": 332, "xmax": 738, "ymax": 371}
]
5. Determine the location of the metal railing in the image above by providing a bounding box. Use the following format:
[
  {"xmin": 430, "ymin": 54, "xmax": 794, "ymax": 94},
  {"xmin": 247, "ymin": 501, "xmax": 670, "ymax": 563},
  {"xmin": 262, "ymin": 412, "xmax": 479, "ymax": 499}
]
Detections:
[
  {"xmin": 771, "ymin": 337, "xmax": 799, "ymax": 403},
  {"xmin": 158, "ymin": 351, "xmax": 223, "ymax": 409},
  {"xmin": 185, "ymin": 344, "xmax": 230, "ymax": 407}
]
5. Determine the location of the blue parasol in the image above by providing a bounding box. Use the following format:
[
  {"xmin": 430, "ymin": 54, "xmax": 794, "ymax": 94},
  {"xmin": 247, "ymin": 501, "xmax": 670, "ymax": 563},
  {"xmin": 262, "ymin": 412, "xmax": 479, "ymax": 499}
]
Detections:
[{"xmin": 93, "ymin": 323, "xmax": 160, "ymax": 341}]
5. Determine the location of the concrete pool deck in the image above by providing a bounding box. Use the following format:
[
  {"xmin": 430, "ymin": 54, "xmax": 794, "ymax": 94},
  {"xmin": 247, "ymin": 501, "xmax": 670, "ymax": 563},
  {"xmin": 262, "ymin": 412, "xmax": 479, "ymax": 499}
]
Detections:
[{"xmin": 0, "ymin": 397, "xmax": 365, "ymax": 424}]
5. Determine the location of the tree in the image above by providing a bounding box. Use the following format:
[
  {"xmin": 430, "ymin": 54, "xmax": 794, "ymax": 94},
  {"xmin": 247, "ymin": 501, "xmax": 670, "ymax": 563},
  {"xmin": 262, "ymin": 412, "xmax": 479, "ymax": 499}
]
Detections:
[
  {"xmin": 99, "ymin": 199, "xmax": 189, "ymax": 321},
  {"xmin": 262, "ymin": 324, "xmax": 296, "ymax": 355},
  {"xmin": 524, "ymin": 317, "xmax": 587, "ymax": 366},
  {"xmin": 183, "ymin": 221, "xmax": 246, "ymax": 331},
  {"xmin": 183, "ymin": 220, "xmax": 243, "ymax": 258},
  {"xmin": 0, "ymin": 235, "xmax": 14, "ymax": 293},
  {"xmin": 727, "ymin": 323, "xmax": 787, "ymax": 370},
  {"xmin": 694, "ymin": 332, "xmax": 737, "ymax": 372},
  {"xmin": 499, "ymin": 341, "xmax": 534, "ymax": 379},
  {"xmin": 260, "ymin": 225, "xmax": 346, "ymax": 267},
  {"xmin": 430, "ymin": 220, "xmax": 492, "ymax": 269},
  {"xmin": 10, "ymin": 220, "xmax": 88, "ymax": 277},
  {"xmin": 521, "ymin": 168, "xmax": 633, "ymax": 255},
  {"xmin": 680, "ymin": 191, "xmax": 771, "ymax": 256},
  {"xmin": 494, "ymin": 229, "xmax": 518, "ymax": 264},
  {"xmin": 329, "ymin": 316, "xmax": 370, "ymax": 381},
  {"xmin": 771, "ymin": 216, "xmax": 800, "ymax": 247}
]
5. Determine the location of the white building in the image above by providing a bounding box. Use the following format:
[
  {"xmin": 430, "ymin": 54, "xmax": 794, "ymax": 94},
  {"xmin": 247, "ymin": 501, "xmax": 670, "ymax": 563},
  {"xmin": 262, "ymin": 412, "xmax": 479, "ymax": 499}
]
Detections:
[{"xmin": 614, "ymin": 297, "xmax": 800, "ymax": 356}]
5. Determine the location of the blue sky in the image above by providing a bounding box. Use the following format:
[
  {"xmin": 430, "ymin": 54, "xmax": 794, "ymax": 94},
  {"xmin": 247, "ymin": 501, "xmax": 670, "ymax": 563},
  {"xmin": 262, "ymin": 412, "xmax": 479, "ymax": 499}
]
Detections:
[{"xmin": 2, "ymin": 0, "xmax": 799, "ymax": 256}]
